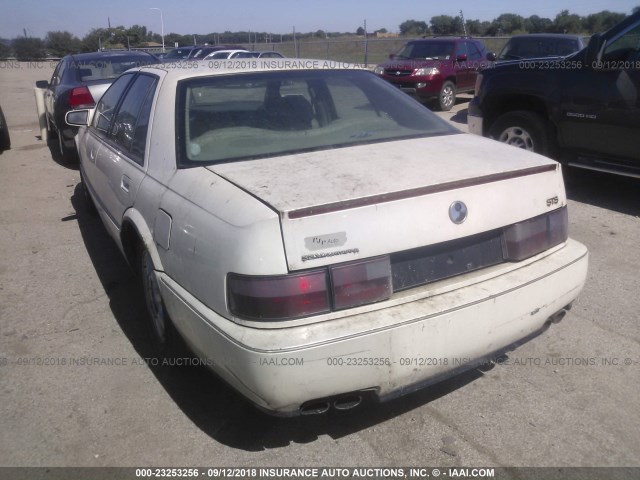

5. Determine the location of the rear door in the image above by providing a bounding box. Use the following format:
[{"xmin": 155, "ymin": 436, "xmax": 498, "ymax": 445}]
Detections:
[
  {"xmin": 93, "ymin": 73, "xmax": 158, "ymax": 229},
  {"xmin": 82, "ymin": 73, "xmax": 136, "ymax": 221}
]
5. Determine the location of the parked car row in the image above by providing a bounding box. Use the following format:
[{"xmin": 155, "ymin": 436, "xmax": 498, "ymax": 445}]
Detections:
[
  {"xmin": 371, "ymin": 13, "xmax": 639, "ymax": 179},
  {"xmin": 373, "ymin": 33, "xmax": 586, "ymax": 111},
  {"xmin": 61, "ymin": 56, "xmax": 587, "ymax": 416},
  {"xmin": 160, "ymin": 45, "xmax": 285, "ymax": 61},
  {"xmin": 35, "ymin": 47, "xmax": 287, "ymax": 162},
  {"xmin": 468, "ymin": 11, "xmax": 640, "ymax": 178}
]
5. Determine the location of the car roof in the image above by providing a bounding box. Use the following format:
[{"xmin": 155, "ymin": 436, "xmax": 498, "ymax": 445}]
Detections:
[
  {"xmin": 509, "ymin": 33, "xmax": 582, "ymax": 39},
  {"xmin": 209, "ymin": 49, "xmax": 248, "ymax": 53},
  {"xmin": 139, "ymin": 59, "xmax": 368, "ymax": 81},
  {"xmin": 64, "ymin": 51, "xmax": 156, "ymax": 62}
]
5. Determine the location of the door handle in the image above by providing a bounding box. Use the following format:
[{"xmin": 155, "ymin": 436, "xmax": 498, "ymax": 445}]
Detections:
[
  {"xmin": 90, "ymin": 149, "xmax": 97, "ymax": 160},
  {"xmin": 121, "ymin": 175, "xmax": 130, "ymax": 193}
]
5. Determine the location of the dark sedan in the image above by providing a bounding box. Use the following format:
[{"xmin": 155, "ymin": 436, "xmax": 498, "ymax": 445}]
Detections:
[{"xmin": 36, "ymin": 51, "xmax": 157, "ymax": 163}]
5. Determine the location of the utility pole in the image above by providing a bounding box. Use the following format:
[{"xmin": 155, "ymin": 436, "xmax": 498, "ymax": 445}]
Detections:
[{"xmin": 363, "ymin": 19, "xmax": 368, "ymax": 67}]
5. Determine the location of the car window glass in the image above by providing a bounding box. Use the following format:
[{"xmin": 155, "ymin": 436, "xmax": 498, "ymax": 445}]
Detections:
[
  {"xmin": 466, "ymin": 42, "xmax": 482, "ymax": 61},
  {"xmin": 56, "ymin": 61, "xmax": 68, "ymax": 84},
  {"xmin": 130, "ymin": 85, "xmax": 156, "ymax": 163},
  {"xmin": 50, "ymin": 61, "xmax": 62, "ymax": 86},
  {"xmin": 603, "ymin": 23, "xmax": 640, "ymax": 63},
  {"xmin": 92, "ymin": 73, "xmax": 134, "ymax": 134},
  {"xmin": 179, "ymin": 70, "xmax": 457, "ymax": 166},
  {"xmin": 455, "ymin": 42, "xmax": 468, "ymax": 58},
  {"xmin": 109, "ymin": 74, "xmax": 157, "ymax": 164}
]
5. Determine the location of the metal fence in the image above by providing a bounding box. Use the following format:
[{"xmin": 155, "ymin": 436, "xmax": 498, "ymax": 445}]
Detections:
[{"xmin": 238, "ymin": 37, "xmax": 512, "ymax": 66}]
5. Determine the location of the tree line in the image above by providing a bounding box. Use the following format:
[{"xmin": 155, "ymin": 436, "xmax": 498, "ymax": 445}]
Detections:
[
  {"xmin": 401, "ymin": 9, "xmax": 638, "ymax": 37},
  {"xmin": 1, "ymin": 7, "xmax": 638, "ymax": 61}
]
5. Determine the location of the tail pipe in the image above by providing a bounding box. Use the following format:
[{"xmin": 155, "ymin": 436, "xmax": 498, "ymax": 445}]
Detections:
[{"xmin": 300, "ymin": 391, "xmax": 368, "ymax": 415}]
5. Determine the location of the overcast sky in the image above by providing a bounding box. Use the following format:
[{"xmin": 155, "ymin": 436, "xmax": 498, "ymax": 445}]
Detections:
[{"xmin": 1, "ymin": 0, "xmax": 638, "ymax": 39}]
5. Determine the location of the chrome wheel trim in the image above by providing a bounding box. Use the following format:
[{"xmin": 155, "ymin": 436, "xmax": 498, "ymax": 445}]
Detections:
[
  {"xmin": 498, "ymin": 126, "xmax": 534, "ymax": 151},
  {"xmin": 441, "ymin": 85, "xmax": 454, "ymax": 108}
]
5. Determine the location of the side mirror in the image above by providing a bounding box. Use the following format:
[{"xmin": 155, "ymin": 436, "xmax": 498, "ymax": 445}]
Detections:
[
  {"xmin": 586, "ymin": 33, "xmax": 603, "ymax": 68},
  {"xmin": 456, "ymin": 54, "xmax": 468, "ymax": 62},
  {"xmin": 36, "ymin": 80, "xmax": 49, "ymax": 89},
  {"xmin": 65, "ymin": 109, "xmax": 91, "ymax": 127},
  {"xmin": 486, "ymin": 52, "xmax": 497, "ymax": 62}
]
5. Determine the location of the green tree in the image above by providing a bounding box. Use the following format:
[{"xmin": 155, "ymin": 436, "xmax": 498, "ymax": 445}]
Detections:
[
  {"xmin": 399, "ymin": 19, "xmax": 429, "ymax": 36},
  {"xmin": 430, "ymin": 15, "xmax": 456, "ymax": 35},
  {"xmin": 81, "ymin": 28, "xmax": 110, "ymax": 52},
  {"xmin": 45, "ymin": 31, "xmax": 81, "ymax": 56},
  {"xmin": 0, "ymin": 39, "xmax": 11, "ymax": 59},
  {"xmin": 584, "ymin": 11, "xmax": 626, "ymax": 33},
  {"xmin": 553, "ymin": 10, "xmax": 583, "ymax": 33},
  {"xmin": 493, "ymin": 13, "xmax": 525, "ymax": 34},
  {"xmin": 13, "ymin": 37, "xmax": 46, "ymax": 60},
  {"xmin": 524, "ymin": 15, "xmax": 553, "ymax": 33},
  {"xmin": 356, "ymin": 26, "xmax": 365, "ymax": 35}
]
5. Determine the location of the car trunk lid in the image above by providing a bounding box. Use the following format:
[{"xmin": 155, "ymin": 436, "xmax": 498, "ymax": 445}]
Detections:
[{"xmin": 207, "ymin": 134, "xmax": 565, "ymax": 271}]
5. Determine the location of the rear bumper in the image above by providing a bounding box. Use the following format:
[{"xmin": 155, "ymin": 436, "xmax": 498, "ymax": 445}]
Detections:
[{"xmin": 159, "ymin": 239, "xmax": 588, "ymax": 415}]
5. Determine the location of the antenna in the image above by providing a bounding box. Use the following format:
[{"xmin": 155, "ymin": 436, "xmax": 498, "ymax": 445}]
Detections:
[{"xmin": 460, "ymin": 10, "xmax": 468, "ymax": 36}]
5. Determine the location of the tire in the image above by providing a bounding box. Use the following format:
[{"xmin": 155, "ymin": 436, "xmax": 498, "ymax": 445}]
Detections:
[
  {"xmin": 0, "ymin": 106, "xmax": 10, "ymax": 153},
  {"xmin": 139, "ymin": 245, "xmax": 183, "ymax": 358},
  {"xmin": 58, "ymin": 130, "xmax": 78, "ymax": 164},
  {"xmin": 438, "ymin": 81, "xmax": 456, "ymax": 111},
  {"xmin": 79, "ymin": 169, "xmax": 97, "ymax": 216},
  {"xmin": 489, "ymin": 111, "xmax": 556, "ymax": 157}
]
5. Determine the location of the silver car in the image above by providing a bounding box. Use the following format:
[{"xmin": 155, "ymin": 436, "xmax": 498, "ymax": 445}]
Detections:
[{"xmin": 67, "ymin": 61, "xmax": 588, "ymax": 416}]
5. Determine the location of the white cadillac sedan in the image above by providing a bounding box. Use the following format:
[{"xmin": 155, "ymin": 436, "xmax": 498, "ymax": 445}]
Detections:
[{"xmin": 66, "ymin": 60, "xmax": 588, "ymax": 416}]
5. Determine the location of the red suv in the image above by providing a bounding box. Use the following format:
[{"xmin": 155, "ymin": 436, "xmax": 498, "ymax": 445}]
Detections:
[{"xmin": 374, "ymin": 37, "xmax": 493, "ymax": 111}]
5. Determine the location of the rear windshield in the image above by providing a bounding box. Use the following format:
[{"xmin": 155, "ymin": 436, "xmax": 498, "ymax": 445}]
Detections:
[
  {"xmin": 498, "ymin": 37, "xmax": 580, "ymax": 60},
  {"xmin": 176, "ymin": 69, "xmax": 457, "ymax": 167},
  {"xmin": 71, "ymin": 56, "xmax": 155, "ymax": 81}
]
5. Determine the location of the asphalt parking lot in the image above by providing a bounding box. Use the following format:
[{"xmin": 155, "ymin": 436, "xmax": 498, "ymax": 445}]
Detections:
[{"xmin": 0, "ymin": 63, "xmax": 639, "ymax": 469}]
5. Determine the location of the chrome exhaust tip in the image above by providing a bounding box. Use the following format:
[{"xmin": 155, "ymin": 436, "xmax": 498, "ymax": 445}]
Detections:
[
  {"xmin": 333, "ymin": 394, "xmax": 363, "ymax": 411},
  {"xmin": 549, "ymin": 309, "xmax": 567, "ymax": 324},
  {"xmin": 300, "ymin": 400, "xmax": 331, "ymax": 415}
]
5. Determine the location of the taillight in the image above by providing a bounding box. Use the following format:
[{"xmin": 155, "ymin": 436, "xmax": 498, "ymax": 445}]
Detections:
[
  {"xmin": 228, "ymin": 271, "xmax": 330, "ymax": 321},
  {"xmin": 68, "ymin": 86, "xmax": 95, "ymax": 108},
  {"xmin": 228, "ymin": 256, "xmax": 392, "ymax": 321},
  {"xmin": 330, "ymin": 257, "xmax": 392, "ymax": 310},
  {"xmin": 503, "ymin": 207, "xmax": 568, "ymax": 261}
]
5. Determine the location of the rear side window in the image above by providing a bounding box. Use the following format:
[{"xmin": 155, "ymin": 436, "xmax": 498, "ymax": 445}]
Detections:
[
  {"xmin": 109, "ymin": 74, "xmax": 157, "ymax": 165},
  {"xmin": 92, "ymin": 74, "xmax": 135, "ymax": 134}
]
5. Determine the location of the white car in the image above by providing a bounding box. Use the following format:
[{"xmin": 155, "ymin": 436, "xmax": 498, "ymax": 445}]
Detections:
[
  {"xmin": 202, "ymin": 49, "xmax": 250, "ymax": 60},
  {"xmin": 66, "ymin": 61, "xmax": 588, "ymax": 416}
]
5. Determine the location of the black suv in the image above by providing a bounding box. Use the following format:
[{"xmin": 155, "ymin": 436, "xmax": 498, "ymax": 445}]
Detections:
[
  {"xmin": 469, "ymin": 12, "xmax": 640, "ymax": 178},
  {"xmin": 375, "ymin": 37, "xmax": 492, "ymax": 111}
]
